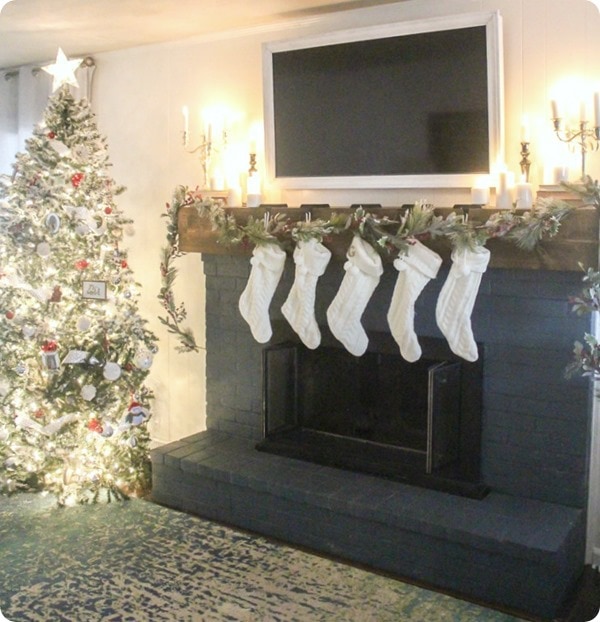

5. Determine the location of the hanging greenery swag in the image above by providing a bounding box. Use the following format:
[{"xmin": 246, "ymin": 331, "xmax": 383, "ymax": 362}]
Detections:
[{"xmin": 159, "ymin": 184, "xmax": 582, "ymax": 353}]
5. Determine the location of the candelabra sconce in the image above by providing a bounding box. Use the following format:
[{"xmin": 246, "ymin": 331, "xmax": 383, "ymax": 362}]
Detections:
[
  {"xmin": 182, "ymin": 130, "xmax": 212, "ymax": 189},
  {"xmin": 552, "ymin": 117, "xmax": 600, "ymax": 179},
  {"xmin": 519, "ymin": 142, "xmax": 531, "ymax": 182}
]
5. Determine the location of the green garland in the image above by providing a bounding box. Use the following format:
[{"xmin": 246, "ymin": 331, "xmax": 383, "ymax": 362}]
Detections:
[
  {"xmin": 160, "ymin": 185, "xmax": 578, "ymax": 352},
  {"xmin": 562, "ymin": 176, "xmax": 600, "ymax": 381}
]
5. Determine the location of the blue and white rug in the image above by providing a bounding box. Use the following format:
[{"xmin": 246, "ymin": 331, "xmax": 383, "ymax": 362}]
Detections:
[{"xmin": 0, "ymin": 494, "xmax": 524, "ymax": 621}]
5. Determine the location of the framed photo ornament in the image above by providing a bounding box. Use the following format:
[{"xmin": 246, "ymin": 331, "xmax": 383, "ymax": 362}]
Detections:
[{"xmin": 82, "ymin": 280, "xmax": 108, "ymax": 300}]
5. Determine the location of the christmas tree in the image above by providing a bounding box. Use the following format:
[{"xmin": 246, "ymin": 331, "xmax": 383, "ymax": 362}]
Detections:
[{"xmin": 0, "ymin": 75, "xmax": 158, "ymax": 505}]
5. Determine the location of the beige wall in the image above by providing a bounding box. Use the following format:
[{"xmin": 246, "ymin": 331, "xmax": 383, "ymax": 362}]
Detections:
[{"xmin": 91, "ymin": 0, "xmax": 600, "ymax": 446}]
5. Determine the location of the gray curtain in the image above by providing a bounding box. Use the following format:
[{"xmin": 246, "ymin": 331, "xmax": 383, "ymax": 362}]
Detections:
[{"xmin": 0, "ymin": 59, "xmax": 95, "ymax": 176}]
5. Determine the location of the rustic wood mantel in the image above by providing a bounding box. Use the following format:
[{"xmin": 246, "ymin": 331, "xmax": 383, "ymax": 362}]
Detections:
[{"xmin": 177, "ymin": 204, "xmax": 599, "ymax": 271}]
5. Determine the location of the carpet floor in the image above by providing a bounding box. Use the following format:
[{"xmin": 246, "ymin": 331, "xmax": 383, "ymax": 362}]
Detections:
[{"xmin": 0, "ymin": 494, "xmax": 526, "ymax": 622}]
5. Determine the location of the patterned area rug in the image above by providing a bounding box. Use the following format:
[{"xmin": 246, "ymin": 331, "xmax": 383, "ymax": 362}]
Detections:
[{"xmin": 0, "ymin": 494, "xmax": 525, "ymax": 622}]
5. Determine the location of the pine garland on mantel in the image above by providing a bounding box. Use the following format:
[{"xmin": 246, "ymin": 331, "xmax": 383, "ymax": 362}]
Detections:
[{"xmin": 159, "ymin": 184, "xmax": 581, "ymax": 353}]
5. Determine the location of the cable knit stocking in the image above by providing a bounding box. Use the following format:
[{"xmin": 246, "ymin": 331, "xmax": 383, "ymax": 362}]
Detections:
[
  {"xmin": 435, "ymin": 245, "xmax": 490, "ymax": 362},
  {"xmin": 281, "ymin": 238, "xmax": 331, "ymax": 349},
  {"xmin": 239, "ymin": 244, "xmax": 286, "ymax": 343},
  {"xmin": 326, "ymin": 236, "xmax": 383, "ymax": 357},
  {"xmin": 387, "ymin": 240, "xmax": 442, "ymax": 362}
]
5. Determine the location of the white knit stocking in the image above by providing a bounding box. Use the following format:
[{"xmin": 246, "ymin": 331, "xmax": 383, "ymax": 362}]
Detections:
[
  {"xmin": 281, "ymin": 238, "xmax": 331, "ymax": 349},
  {"xmin": 387, "ymin": 241, "xmax": 442, "ymax": 362},
  {"xmin": 435, "ymin": 246, "xmax": 490, "ymax": 362},
  {"xmin": 326, "ymin": 236, "xmax": 383, "ymax": 357},
  {"xmin": 239, "ymin": 244, "xmax": 286, "ymax": 343}
]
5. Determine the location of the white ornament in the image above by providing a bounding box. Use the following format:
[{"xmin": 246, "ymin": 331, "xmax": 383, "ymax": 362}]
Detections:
[
  {"xmin": 48, "ymin": 140, "xmax": 69, "ymax": 158},
  {"xmin": 63, "ymin": 350, "xmax": 89, "ymax": 365},
  {"xmin": 124, "ymin": 224, "xmax": 135, "ymax": 237},
  {"xmin": 103, "ymin": 362, "xmax": 122, "ymax": 381},
  {"xmin": 101, "ymin": 423, "xmax": 114, "ymax": 438},
  {"xmin": 22, "ymin": 325, "xmax": 37, "ymax": 339},
  {"xmin": 45, "ymin": 212, "xmax": 61, "ymax": 233},
  {"xmin": 36, "ymin": 242, "xmax": 51, "ymax": 257},
  {"xmin": 326, "ymin": 236, "xmax": 383, "ymax": 357},
  {"xmin": 0, "ymin": 427, "xmax": 8, "ymax": 442},
  {"xmin": 42, "ymin": 414, "xmax": 77, "ymax": 436},
  {"xmin": 80, "ymin": 384, "xmax": 97, "ymax": 401},
  {"xmin": 133, "ymin": 349, "xmax": 153, "ymax": 370},
  {"xmin": 76, "ymin": 316, "xmax": 91, "ymax": 332}
]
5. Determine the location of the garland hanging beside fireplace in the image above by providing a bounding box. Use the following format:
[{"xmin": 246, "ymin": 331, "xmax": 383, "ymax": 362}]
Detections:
[{"xmin": 159, "ymin": 185, "xmax": 577, "ymax": 357}]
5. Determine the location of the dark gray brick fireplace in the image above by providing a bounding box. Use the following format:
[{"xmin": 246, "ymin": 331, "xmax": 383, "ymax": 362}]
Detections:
[{"xmin": 152, "ymin": 251, "xmax": 592, "ymax": 620}]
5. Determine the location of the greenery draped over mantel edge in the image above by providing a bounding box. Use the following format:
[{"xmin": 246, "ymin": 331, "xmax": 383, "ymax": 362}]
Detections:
[{"xmin": 158, "ymin": 180, "xmax": 599, "ymax": 371}]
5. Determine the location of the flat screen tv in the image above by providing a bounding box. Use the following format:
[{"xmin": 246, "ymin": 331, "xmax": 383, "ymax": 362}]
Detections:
[{"xmin": 262, "ymin": 11, "xmax": 504, "ymax": 189}]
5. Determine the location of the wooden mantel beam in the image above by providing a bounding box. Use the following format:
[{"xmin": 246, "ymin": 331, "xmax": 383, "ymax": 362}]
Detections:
[{"xmin": 177, "ymin": 205, "xmax": 599, "ymax": 272}]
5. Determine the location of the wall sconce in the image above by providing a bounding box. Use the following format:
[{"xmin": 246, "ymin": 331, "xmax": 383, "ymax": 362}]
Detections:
[
  {"xmin": 182, "ymin": 106, "xmax": 228, "ymax": 190},
  {"xmin": 551, "ymin": 96, "xmax": 600, "ymax": 179}
]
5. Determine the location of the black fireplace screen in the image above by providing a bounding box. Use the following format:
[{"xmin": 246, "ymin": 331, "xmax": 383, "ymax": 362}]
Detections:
[{"xmin": 258, "ymin": 334, "xmax": 487, "ymax": 498}]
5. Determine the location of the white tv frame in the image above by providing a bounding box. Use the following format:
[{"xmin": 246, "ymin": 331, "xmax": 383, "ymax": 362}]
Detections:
[{"xmin": 262, "ymin": 10, "xmax": 504, "ymax": 190}]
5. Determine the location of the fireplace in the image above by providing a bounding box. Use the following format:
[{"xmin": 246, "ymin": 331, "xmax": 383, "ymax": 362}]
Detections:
[
  {"xmin": 258, "ymin": 333, "xmax": 487, "ymax": 498},
  {"xmin": 152, "ymin": 249, "xmax": 592, "ymax": 620}
]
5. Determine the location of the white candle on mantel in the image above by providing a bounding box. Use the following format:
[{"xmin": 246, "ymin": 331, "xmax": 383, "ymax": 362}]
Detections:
[
  {"xmin": 470, "ymin": 176, "xmax": 489, "ymax": 206},
  {"xmin": 496, "ymin": 169, "xmax": 514, "ymax": 210},
  {"xmin": 515, "ymin": 176, "xmax": 533, "ymax": 209},
  {"xmin": 594, "ymin": 92, "xmax": 600, "ymax": 128},
  {"xmin": 471, "ymin": 186, "xmax": 489, "ymax": 206}
]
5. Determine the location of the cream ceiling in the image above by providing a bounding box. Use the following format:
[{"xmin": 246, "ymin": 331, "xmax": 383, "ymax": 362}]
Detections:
[{"xmin": 0, "ymin": 0, "xmax": 401, "ymax": 69}]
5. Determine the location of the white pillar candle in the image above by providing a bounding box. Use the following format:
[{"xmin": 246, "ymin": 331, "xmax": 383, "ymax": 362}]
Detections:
[
  {"xmin": 515, "ymin": 181, "xmax": 533, "ymax": 209},
  {"xmin": 553, "ymin": 166, "xmax": 569, "ymax": 184},
  {"xmin": 594, "ymin": 92, "xmax": 600, "ymax": 127},
  {"xmin": 470, "ymin": 185, "xmax": 489, "ymax": 206},
  {"xmin": 495, "ymin": 170, "xmax": 514, "ymax": 210},
  {"xmin": 247, "ymin": 173, "xmax": 261, "ymax": 207},
  {"xmin": 551, "ymin": 99, "xmax": 559, "ymax": 119}
]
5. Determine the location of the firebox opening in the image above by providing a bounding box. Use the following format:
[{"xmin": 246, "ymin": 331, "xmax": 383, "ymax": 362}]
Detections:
[{"xmin": 257, "ymin": 333, "xmax": 488, "ymax": 499}]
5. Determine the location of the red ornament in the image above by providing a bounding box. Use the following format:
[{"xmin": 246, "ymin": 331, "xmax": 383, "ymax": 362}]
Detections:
[
  {"xmin": 120, "ymin": 260, "xmax": 128, "ymax": 269},
  {"xmin": 33, "ymin": 408, "xmax": 44, "ymax": 419},
  {"xmin": 75, "ymin": 259, "xmax": 89, "ymax": 270},
  {"xmin": 48, "ymin": 131, "xmax": 56, "ymax": 139},
  {"xmin": 71, "ymin": 172, "xmax": 84, "ymax": 188},
  {"xmin": 41, "ymin": 340, "xmax": 58, "ymax": 352},
  {"xmin": 5, "ymin": 311, "xmax": 14, "ymax": 320},
  {"xmin": 88, "ymin": 418, "xmax": 103, "ymax": 434},
  {"xmin": 104, "ymin": 207, "xmax": 113, "ymax": 215}
]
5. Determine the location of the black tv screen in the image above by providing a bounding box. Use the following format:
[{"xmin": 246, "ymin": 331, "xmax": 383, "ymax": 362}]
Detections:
[{"xmin": 263, "ymin": 12, "xmax": 504, "ymax": 189}]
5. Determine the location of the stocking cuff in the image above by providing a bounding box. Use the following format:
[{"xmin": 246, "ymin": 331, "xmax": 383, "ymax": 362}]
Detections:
[
  {"xmin": 294, "ymin": 239, "xmax": 331, "ymax": 276},
  {"xmin": 395, "ymin": 240, "xmax": 442, "ymax": 279},
  {"xmin": 450, "ymin": 246, "xmax": 491, "ymax": 276},
  {"xmin": 347, "ymin": 236, "xmax": 383, "ymax": 278},
  {"xmin": 251, "ymin": 243, "xmax": 287, "ymax": 271}
]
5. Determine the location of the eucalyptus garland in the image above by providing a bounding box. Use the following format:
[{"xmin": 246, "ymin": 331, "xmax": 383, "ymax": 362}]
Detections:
[
  {"xmin": 561, "ymin": 176, "xmax": 600, "ymax": 381},
  {"xmin": 161, "ymin": 185, "xmax": 578, "ymax": 352}
]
